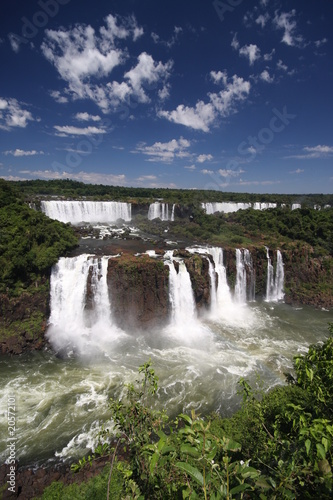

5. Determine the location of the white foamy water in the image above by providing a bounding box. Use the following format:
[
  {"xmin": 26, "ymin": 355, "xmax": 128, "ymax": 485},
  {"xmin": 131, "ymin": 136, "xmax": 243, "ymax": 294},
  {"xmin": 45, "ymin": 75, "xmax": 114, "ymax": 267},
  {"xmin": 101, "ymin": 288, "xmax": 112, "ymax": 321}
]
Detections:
[
  {"xmin": 41, "ymin": 200, "xmax": 132, "ymax": 224},
  {"xmin": 0, "ymin": 252, "xmax": 331, "ymax": 468},
  {"xmin": 0, "ymin": 302, "xmax": 331, "ymax": 466}
]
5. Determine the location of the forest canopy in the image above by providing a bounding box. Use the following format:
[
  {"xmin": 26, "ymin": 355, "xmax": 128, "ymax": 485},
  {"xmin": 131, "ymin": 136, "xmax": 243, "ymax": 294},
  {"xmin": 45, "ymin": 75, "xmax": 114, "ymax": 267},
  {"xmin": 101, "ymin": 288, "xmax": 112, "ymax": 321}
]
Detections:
[{"xmin": 0, "ymin": 179, "xmax": 77, "ymax": 294}]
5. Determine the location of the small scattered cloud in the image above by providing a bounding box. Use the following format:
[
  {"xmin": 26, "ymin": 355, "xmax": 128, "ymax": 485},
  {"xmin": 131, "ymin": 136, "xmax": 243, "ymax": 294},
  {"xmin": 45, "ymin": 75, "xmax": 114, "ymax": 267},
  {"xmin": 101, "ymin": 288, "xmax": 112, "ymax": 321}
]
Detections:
[
  {"xmin": 285, "ymin": 145, "xmax": 333, "ymax": 159},
  {"xmin": 50, "ymin": 90, "xmax": 69, "ymax": 104},
  {"xmin": 54, "ymin": 125, "xmax": 107, "ymax": 136},
  {"xmin": 197, "ymin": 154, "xmax": 213, "ymax": 163},
  {"xmin": 74, "ymin": 112, "xmax": 101, "ymax": 122},
  {"xmin": 184, "ymin": 164, "xmax": 196, "ymax": 170},
  {"xmin": 4, "ymin": 149, "xmax": 44, "ymax": 157},
  {"xmin": 134, "ymin": 137, "xmax": 191, "ymax": 163},
  {"xmin": 239, "ymin": 44, "xmax": 261, "ymax": 65},
  {"xmin": 263, "ymin": 49, "xmax": 275, "ymax": 61},
  {"xmin": 151, "ymin": 25, "xmax": 183, "ymax": 48},
  {"xmin": 256, "ymin": 13, "xmax": 270, "ymax": 28},
  {"xmin": 238, "ymin": 180, "xmax": 281, "ymax": 186},
  {"xmin": 218, "ymin": 168, "xmax": 245, "ymax": 177},
  {"xmin": 289, "ymin": 168, "xmax": 304, "ymax": 174},
  {"xmin": 0, "ymin": 97, "xmax": 35, "ymax": 130},
  {"xmin": 273, "ymin": 10, "xmax": 304, "ymax": 47},
  {"xmin": 314, "ymin": 38, "xmax": 328, "ymax": 48},
  {"xmin": 136, "ymin": 175, "xmax": 157, "ymax": 181},
  {"xmin": 277, "ymin": 59, "xmax": 288, "ymax": 71},
  {"xmin": 201, "ymin": 169, "xmax": 214, "ymax": 175},
  {"xmin": 231, "ymin": 33, "xmax": 239, "ymax": 50},
  {"xmin": 158, "ymin": 83, "xmax": 171, "ymax": 101},
  {"xmin": 260, "ymin": 70, "xmax": 274, "ymax": 83}
]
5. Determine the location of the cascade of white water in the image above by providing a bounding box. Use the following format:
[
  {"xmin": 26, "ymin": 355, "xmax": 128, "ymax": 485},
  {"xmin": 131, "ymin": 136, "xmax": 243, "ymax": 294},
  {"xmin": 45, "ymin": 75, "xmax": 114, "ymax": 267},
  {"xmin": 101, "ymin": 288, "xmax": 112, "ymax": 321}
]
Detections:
[
  {"xmin": 41, "ymin": 201, "xmax": 131, "ymax": 224},
  {"xmin": 164, "ymin": 253, "xmax": 197, "ymax": 330},
  {"xmin": 244, "ymin": 249, "xmax": 255, "ymax": 301},
  {"xmin": 275, "ymin": 250, "xmax": 285, "ymax": 301},
  {"xmin": 148, "ymin": 202, "xmax": 170, "ymax": 220},
  {"xmin": 202, "ymin": 202, "xmax": 251, "ymax": 214},
  {"xmin": 253, "ymin": 202, "xmax": 277, "ymax": 210},
  {"xmin": 265, "ymin": 249, "xmax": 285, "ymax": 302},
  {"xmin": 234, "ymin": 249, "xmax": 247, "ymax": 303},
  {"xmin": 186, "ymin": 246, "xmax": 233, "ymax": 315},
  {"xmin": 171, "ymin": 204, "xmax": 175, "ymax": 221},
  {"xmin": 291, "ymin": 203, "xmax": 301, "ymax": 210},
  {"xmin": 47, "ymin": 255, "xmax": 122, "ymax": 354}
]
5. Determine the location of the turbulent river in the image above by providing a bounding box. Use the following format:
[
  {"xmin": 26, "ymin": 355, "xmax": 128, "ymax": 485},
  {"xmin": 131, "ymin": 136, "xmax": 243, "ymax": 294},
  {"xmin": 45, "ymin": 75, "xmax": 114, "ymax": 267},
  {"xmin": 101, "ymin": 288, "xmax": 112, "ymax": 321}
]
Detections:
[
  {"xmin": 1, "ymin": 202, "xmax": 332, "ymax": 467},
  {"xmin": 0, "ymin": 300, "xmax": 332, "ymax": 467}
]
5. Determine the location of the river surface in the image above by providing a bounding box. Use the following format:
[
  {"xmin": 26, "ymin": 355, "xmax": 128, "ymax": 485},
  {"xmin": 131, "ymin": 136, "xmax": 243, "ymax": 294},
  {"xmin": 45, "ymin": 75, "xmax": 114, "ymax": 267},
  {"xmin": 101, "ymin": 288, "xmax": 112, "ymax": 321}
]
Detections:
[{"xmin": 0, "ymin": 301, "xmax": 332, "ymax": 467}]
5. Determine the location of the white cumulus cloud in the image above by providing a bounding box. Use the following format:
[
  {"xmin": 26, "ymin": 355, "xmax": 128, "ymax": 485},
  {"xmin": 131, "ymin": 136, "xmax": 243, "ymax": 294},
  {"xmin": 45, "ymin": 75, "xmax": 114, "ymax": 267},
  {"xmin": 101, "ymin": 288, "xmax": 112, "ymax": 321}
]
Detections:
[
  {"xmin": 159, "ymin": 72, "xmax": 250, "ymax": 132},
  {"xmin": 54, "ymin": 125, "xmax": 107, "ymax": 137},
  {"xmin": 0, "ymin": 97, "xmax": 35, "ymax": 130},
  {"xmin": 75, "ymin": 112, "xmax": 101, "ymax": 122},
  {"xmin": 239, "ymin": 44, "xmax": 261, "ymax": 65},
  {"xmin": 274, "ymin": 10, "xmax": 304, "ymax": 47},
  {"xmin": 134, "ymin": 137, "xmax": 191, "ymax": 163},
  {"xmin": 41, "ymin": 15, "xmax": 172, "ymax": 113}
]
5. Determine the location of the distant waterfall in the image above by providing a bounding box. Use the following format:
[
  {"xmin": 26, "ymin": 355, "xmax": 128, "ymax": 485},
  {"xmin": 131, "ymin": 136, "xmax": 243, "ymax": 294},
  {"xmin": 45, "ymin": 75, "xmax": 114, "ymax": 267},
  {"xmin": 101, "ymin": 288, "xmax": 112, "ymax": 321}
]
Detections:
[
  {"xmin": 292, "ymin": 204, "xmax": 301, "ymax": 210},
  {"xmin": 148, "ymin": 202, "xmax": 172, "ymax": 221},
  {"xmin": 47, "ymin": 255, "xmax": 121, "ymax": 355},
  {"xmin": 41, "ymin": 200, "xmax": 132, "ymax": 224},
  {"xmin": 202, "ymin": 202, "xmax": 251, "ymax": 214},
  {"xmin": 201, "ymin": 202, "xmax": 278, "ymax": 214},
  {"xmin": 253, "ymin": 202, "xmax": 277, "ymax": 210},
  {"xmin": 265, "ymin": 249, "xmax": 285, "ymax": 302},
  {"xmin": 165, "ymin": 257, "xmax": 197, "ymax": 329},
  {"xmin": 171, "ymin": 204, "xmax": 175, "ymax": 221}
]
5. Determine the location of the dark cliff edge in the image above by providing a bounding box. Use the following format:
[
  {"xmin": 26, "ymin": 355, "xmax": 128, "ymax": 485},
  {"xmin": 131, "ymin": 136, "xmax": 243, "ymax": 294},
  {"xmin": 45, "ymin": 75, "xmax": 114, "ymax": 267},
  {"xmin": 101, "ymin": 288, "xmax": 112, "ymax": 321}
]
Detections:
[{"xmin": 107, "ymin": 253, "xmax": 170, "ymax": 331}]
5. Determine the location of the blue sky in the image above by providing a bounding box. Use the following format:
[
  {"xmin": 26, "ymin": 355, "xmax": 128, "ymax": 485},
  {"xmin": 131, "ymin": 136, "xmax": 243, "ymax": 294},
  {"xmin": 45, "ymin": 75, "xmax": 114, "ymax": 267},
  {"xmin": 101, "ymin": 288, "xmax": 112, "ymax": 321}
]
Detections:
[{"xmin": 0, "ymin": 0, "xmax": 332, "ymax": 193}]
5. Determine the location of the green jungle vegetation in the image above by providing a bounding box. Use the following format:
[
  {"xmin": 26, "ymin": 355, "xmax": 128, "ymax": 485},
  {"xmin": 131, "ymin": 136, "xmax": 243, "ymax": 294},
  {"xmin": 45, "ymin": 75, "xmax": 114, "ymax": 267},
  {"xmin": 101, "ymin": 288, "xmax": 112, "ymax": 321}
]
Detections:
[
  {"xmin": 0, "ymin": 179, "xmax": 78, "ymax": 295},
  {"xmin": 12, "ymin": 179, "xmax": 333, "ymax": 256},
  {"xmin": 39, "ymin": 328, "xmax": 333, "ymax": 499},
  {"xmin": 12, "ymin": 179, "xmax": 333, "ymax": 207}
]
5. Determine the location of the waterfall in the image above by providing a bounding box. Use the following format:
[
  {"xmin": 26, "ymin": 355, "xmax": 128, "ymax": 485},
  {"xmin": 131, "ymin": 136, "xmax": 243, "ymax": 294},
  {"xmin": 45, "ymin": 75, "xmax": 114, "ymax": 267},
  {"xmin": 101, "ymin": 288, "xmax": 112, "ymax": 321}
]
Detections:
[
  {"xmin": 234, "ymin": 249, "xmax": 247, "ymax": 303},
  {"xmin": 208, "ymin": 247, "xmax": 233, "ymax": 310},
  {"xmin": 186, "ymin": 246, "xmax": 233, "ymax": 315},
  {"xmin": 171, "ymin": 204, "xmax": 175, "ymax": 221},
  {"xmin": 47, "ymin": 255, "xmax": 122, "ymax": 355},
  {"xmin": 291, "ymin": 203, "xmax": 301, "ymax": 210},
  {"xmin": 202, "ymin": 202, "xmax": 251, "ymax": 214},
  {"xmin": 148, "ymin": 202, "xmax": 170, "ymax": 221},
  {"xmin": 265, "ymin": 249, "xmax": 285, "ymax": 302},
  {"xmin": 253, "ymin": 202, "xmax": 277, "ymax": 210},
  {"xmin": 244, "ymin": 249, "xmax": 255, "ymax": 301},
  {"xmin": 164, "ymin": 253, "xmax": 197, "ymax": 335},
  {"xmin": 41, "ymin": 200, "xmax": 132, "ymax": 224}
]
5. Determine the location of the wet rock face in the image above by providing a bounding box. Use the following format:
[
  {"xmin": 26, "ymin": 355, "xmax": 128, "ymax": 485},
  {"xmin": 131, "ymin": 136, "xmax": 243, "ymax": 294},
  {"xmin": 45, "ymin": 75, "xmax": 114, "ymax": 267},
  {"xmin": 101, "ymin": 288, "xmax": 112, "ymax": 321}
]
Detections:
[
  {"xmin": 107, "ymin": 255, "xmax": 170, "ymax": 331},
  {"xmin": 0, "ymin": 290, "xmax": 49, "ymax": 355},
  {"xmin": 184, "ymin": 254, "xmax": 211, "ymax": 309}
]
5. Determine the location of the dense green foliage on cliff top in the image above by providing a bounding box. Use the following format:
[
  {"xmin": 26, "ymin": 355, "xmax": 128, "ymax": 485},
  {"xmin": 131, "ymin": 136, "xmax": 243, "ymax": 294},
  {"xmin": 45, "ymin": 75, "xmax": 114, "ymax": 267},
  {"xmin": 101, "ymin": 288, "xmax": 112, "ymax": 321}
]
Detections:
[
  {"xmin": 40, "ymin": 328, "xmax": 333, "ymax": 499},
  {"xmin": 0, "ymin": 179, "xmax": 78, "ymax": 294},
  {"xmin": 12, "ymin": 179, "xmax": 333, "ymax": 206}
]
